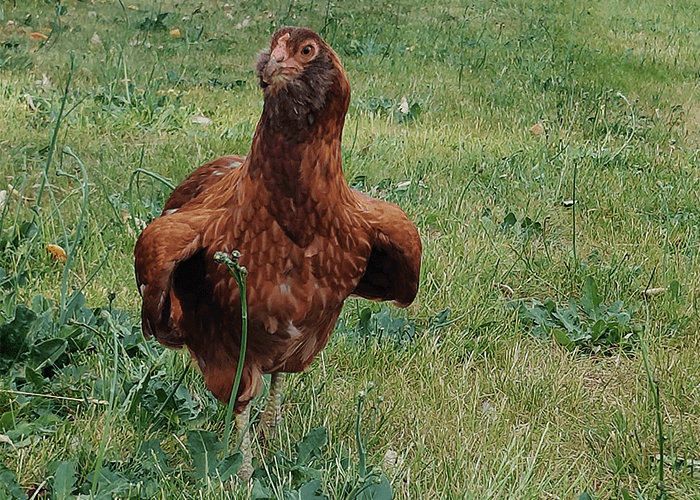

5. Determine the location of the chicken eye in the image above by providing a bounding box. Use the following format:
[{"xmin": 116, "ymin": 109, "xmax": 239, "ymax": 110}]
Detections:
[{"xmin": 301, "ymin": 44, "xmax": 314, "ymax": 56}]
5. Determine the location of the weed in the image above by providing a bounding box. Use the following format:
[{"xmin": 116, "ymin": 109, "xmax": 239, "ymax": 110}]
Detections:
[{"xmin": 516, "ymin": 276, "xmax": 642, "ymax": 352}]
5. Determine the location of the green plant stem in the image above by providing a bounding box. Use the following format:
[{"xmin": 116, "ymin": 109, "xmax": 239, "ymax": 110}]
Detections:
[
  {"xmin": 122, "ymin": 55, "xmax": 132, "ymax": 106},
  {"xmin": 641, "ymin": 304, "xmax": 666, "ymax": 500},
  {"xmin": 152, "ymin": 362, "xmax": 190, "ymax": 423},
  {"xmin": 4, "ymin": 174, "xmax": 31, "ymax": 294},
  {"xmin": 117, "ymin": 0, "xmax": 130, "ymax": 28},
  {"xmin": 43, "ymin": 170, "xmax": 69, "ymax": 249},
  {"xmin": 59, "ymin": 147, "xmax": 89, "ymax": 324},
  {"xmin": 27, "ymin": 479, "xmax": 48, "ymax": 500},
  {"xmin": 127, "ymin": 166, "xmax": 176, "ymax": 235},
  {"xmin": 90, "ymin": 310, "xmax": 120, "ymax": 499},
  {"xmin": 662, "ymin": 188, "xmax": 670, "ymax": 284},
  {"xmin": 355, "ymin": 391, "xmax": 367, "ymax": 478},
  {"xmin": 34, "ymin": 53, "xmax": 75, "ymax": 220},
  {"xmin": 571, "ymin": 154, "xmax": 577, "ymax": 273},
  {"xmin": 213, "ymin": 251, "xmax": 248, "ymax": 455},
  {"xmin": 67, "ymin": 248, "xmax": 111, "ymax": 302},
  {"xmin": 10, "ymin": 54, "xmax": 76, "ymax": 300},
  {"xmin": 0, "ymin": 175, "xmax": 18, "ymax": 241},
  {"xmin": 7, "ymin": 173, "xmax": 27, "ymax": 240},
  {"xmin": 95, "ymin": 157, "xmax": 125, "ymax": 227}
]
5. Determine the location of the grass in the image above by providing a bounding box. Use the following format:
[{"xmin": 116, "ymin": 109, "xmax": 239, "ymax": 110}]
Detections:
[{"xmin": 1, "ymin": 0, "xmax": 700, "ymax": 498}]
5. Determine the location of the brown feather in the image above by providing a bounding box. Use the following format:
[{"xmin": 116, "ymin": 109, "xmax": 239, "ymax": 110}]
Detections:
[
  {"xmin": 161, "ymin": 155, "xmax": 245, "ymax": 215},
  {"xmin": 134, "ymin": 27, "xmax": 421, "ymax": 412}
]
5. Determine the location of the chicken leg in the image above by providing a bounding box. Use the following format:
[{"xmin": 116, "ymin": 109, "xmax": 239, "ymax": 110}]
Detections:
[
  {"xmin": 260, "ymin": 372, "xmax": 284, "ymax": 444},
  {"xmin": 235, "ymin": 373, "xmax": 284, "ymax": 480},
  {"xmin": 236, "ymin": 403, "xmax": 253, "ymax": 480}
]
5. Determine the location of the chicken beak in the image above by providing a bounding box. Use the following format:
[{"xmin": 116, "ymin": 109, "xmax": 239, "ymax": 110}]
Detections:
[
  {"xmin": 261, "ymin": 33, "xmax": 299, "ymax": 87},
  {"xmin": 261, "ymin": 59, "xmax": 284, "ymax": 86}
]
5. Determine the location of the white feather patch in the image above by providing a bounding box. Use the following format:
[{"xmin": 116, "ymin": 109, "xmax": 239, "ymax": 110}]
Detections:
[{"xmin": 286, "ymin": 322, "xmax": 302, "ymax": 339}]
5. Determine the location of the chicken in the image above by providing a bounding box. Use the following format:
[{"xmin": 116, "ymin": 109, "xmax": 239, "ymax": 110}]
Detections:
[{"xmin": 134, "ymin": 26, "xmax": 421, "ymax": 478}]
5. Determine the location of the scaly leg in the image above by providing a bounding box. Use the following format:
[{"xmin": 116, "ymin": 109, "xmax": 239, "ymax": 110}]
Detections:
[
  {"xmin": 260, "ymin": 372, "xmax": 284, "ymax": 443},
  {"xmin": 236, "ymin": 403, "xmax": 254, "ymax": 480}
]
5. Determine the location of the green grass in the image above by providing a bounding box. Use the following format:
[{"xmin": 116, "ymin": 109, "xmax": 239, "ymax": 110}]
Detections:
[{"xmin": 1, "ymin": 0, "xmax": 700, "ymax": 498}]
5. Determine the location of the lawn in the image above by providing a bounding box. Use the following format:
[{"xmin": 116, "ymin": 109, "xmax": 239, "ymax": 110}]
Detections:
[{"xmin": 1, "ymin": 0, "xmax": 699, "ymax": 498}]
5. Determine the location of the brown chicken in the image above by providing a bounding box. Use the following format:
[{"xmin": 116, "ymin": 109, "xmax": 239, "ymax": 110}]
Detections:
[{"xmin": 134, "ymin": 26, "xmax": 421, "ymax": 478}]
